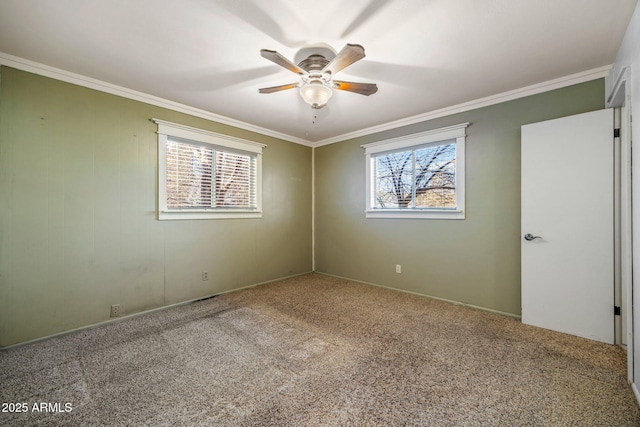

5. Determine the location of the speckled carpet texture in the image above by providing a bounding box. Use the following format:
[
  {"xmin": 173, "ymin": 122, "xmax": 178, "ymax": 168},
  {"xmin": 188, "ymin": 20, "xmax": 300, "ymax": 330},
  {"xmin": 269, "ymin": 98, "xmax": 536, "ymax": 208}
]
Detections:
[{"xmin": 1, "ymin": 273, "xmax": 638, "ymax": 426}]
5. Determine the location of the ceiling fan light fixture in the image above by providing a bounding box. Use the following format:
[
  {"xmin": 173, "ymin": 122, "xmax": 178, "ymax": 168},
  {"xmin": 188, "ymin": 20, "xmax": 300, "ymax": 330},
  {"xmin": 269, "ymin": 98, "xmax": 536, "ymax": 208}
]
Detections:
[{"xmin": 299, "ymin": 79, "xmax": 332, "ymax": 109}]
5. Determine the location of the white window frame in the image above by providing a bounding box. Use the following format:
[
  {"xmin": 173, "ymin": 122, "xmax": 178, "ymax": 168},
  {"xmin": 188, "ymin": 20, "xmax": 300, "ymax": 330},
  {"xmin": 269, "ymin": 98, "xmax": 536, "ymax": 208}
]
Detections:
[
  {"xmin": 153, "ymin": 118, "xmax": 266, "ymax": 220},
  {"xmin": 362, "ymin": 122, "xmax": 469, "ymax": 219}
]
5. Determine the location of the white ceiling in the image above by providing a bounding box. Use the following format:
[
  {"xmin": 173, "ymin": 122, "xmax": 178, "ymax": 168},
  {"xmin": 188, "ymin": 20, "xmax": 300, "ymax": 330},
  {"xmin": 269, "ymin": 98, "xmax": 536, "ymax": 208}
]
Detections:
[{"xmin": 0, "ymin": 0, "xmax": 636, "ymax": 145}]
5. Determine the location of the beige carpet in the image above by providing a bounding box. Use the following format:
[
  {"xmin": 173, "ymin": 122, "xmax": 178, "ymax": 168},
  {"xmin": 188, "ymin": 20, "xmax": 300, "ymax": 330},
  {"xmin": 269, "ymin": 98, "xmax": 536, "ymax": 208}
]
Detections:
[{"xmin": 1, "ymin": 273, "xmax": 638, "ymax": 426}]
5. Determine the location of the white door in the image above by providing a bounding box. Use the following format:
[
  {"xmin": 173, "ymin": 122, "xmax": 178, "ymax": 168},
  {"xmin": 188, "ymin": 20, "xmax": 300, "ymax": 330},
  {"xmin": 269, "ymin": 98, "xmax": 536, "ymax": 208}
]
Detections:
[{"xmin": 521, "ymin": 109, "xmax": 614, "ymax": 344}]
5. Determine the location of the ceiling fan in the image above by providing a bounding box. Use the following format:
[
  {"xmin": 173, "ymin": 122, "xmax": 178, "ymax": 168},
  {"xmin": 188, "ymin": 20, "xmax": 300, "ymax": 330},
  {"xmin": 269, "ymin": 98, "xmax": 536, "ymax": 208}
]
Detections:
[{"xmin": 258, "ymin": 43, "xmax": 378, "ymax": 109}]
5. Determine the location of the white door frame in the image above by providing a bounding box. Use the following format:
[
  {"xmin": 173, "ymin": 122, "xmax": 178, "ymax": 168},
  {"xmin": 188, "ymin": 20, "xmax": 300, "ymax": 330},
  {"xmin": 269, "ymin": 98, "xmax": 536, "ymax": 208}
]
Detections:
[{"xmin": 607, "ymin": 66, "xmax": 634, "ymax": 383}]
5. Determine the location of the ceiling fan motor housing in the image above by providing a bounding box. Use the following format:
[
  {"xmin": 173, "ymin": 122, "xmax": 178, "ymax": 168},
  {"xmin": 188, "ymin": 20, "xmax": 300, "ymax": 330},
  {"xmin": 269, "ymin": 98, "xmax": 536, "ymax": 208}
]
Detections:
[{"xmin": 298, "ymin": 54, "xmax": 330, "ymax": 72}]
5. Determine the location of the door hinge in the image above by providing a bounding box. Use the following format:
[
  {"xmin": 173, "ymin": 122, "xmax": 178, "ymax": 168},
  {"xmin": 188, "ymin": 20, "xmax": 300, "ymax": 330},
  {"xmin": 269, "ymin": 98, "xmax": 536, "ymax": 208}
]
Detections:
[
  {"xmin": 614, "ymin": 306, "xmax": 621, "ymax": 316},
  {"xmin": 614, "ymin": 128, "xmax": 621, "ymax": 138}
]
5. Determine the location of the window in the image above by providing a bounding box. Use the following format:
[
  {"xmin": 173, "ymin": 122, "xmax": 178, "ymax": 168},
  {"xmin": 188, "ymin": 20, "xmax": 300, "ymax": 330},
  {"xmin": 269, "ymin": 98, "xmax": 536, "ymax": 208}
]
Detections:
[
  {"xmin": 154, "ymin": 119, "xmax": 265, "ymax": 220},
  {"xmin": 362, "ymin": 122, "xmax": 469, "ymax": 219}
]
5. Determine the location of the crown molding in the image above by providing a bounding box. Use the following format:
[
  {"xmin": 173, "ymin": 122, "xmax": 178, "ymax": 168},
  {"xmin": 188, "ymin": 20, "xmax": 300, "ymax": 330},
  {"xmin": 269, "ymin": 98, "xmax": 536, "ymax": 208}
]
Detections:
[
  {"xmin": 0, "ymin": 52, "xmax": 313, "ymax": 147},
  {"xmin": 311, "ymin": 65, "xmax": 612, "ymax": 147},
  {"xmin": 0, "ymin": 51, "xmax": 609, "ymax": 149}
]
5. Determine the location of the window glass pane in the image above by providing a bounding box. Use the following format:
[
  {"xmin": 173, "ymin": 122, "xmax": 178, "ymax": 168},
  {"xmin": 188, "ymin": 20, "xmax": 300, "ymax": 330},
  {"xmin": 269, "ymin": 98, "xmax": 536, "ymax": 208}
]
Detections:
[
  {"xmin": 414, "ymin": 143, "xmax": 456, "ymax": 208},
  {"xmin": 374, "ymin": 150, "xmax": 413, "ymax": 208},
  {"xmin": 166, "ymin": 139, "xmax": 213, "ymax": 209},
  {"xmin": 214, "ymin": 151, "xmax": 254, "ymax": 208},
  {"xmin": 373, "ymin": 143, "xmax": 457, "ymax": 210}
]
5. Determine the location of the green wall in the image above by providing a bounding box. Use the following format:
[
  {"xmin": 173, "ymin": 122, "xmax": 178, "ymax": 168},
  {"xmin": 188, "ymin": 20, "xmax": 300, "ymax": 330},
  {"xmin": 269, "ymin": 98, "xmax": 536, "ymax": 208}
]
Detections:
[
  {"xmin": 0, "ymin": 67, "xmax": 312, "ymax": 346},
  {"xmin": 314, "ymin": 79, "xmax": 605, "ymax": 316},
  {"xmin": 0, "ymin": 65, "xmax": 606, "ymax": 346}
]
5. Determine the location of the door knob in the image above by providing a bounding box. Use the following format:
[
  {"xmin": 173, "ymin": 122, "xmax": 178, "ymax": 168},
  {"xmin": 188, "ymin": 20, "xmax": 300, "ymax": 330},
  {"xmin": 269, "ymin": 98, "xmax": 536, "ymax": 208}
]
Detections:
[{"xmin": 524, "ymin": 233, "xmax": 541, "ymax": 241}]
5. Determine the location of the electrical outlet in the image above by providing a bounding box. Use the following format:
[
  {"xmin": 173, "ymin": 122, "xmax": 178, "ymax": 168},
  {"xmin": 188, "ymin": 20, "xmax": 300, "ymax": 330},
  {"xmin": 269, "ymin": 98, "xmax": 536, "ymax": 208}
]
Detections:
[
  {"xmin": 202, "ymin": 271, "xmax": 209, "ymax": 281},
  {"xmin": 110, "ymin": 304, "xmax": 121, "ymax": 318},
  {"xmin": 396, "ymin": 264, "xmax": 402, "ymax": 274}
]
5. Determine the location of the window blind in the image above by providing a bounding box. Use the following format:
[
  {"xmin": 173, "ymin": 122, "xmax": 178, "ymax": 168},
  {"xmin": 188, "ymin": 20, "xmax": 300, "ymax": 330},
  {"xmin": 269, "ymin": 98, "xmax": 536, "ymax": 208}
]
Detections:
[
  {"xmin": 214, "ymin": 150, "xmax": 257, "ymax": 208},
  {"xmin": 165, "ymin": 138, "xmax": 257, "ymax": 210}
]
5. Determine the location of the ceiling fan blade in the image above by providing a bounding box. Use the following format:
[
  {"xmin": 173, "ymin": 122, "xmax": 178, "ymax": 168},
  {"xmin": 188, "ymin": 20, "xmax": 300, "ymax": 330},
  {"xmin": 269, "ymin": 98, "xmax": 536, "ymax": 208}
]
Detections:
[
  {"xmin": 333, "ymin": 81, "xmax": 378, "ymax": 96},
  {"xmin": 258, "ymin": 82, "xmax": 299, "ymax": 94},
  {"xmin": 322, "ymin": 43, "xmax": 366, "ymax": 75},
  {"xmin": 260, "ymin": 49, "xmax": 307, "ymax": 75}
]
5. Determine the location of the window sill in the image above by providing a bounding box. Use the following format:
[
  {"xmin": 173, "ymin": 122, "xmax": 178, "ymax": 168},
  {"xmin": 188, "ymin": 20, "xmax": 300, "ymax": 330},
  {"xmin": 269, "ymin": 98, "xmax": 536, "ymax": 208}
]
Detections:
[
  {"xmin": 159, "ymin": 210, "xmax": 262, "ymax": 220},
  {"xmin": 365, "ymin": 209, "xmax": 465, "ymax": 220}
]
